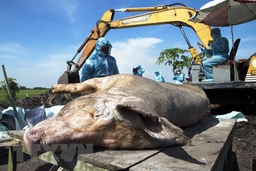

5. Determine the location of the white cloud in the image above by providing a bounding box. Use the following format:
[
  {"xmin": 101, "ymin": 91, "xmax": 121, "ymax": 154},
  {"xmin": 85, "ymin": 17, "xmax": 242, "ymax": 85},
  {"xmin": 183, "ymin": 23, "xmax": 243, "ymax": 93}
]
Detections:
[
  {"xmin": 0, "ymin": 54, "xmax": 16, "ymax": 59},
  {"xmin": 33, "ymin": 47, "xmax": 79, "ymax": 85},
  {"xmin": 238, "ymin": 36, "xmax": 256, "ymax": 42},
  {"xmin": 57, "ymin": 0, "xmax": 78, "ymax": 23},
  {"xmin": 0, "ymin": 43, "xmax": 79, "ymax": 88},
  {"xmin": 109, "ymin": 37, "xmax": 178, "ymax": 82},
  {"xmin": 112, "ymin": 37, "xmax": 163, "ymax": 74},
  {"xmin": 0, "ymin": 43, "xmax": 24, "ymax": 53},
  {"xmin": 34, "ymin": 0, "xmax": 79, "ymax": 23}
]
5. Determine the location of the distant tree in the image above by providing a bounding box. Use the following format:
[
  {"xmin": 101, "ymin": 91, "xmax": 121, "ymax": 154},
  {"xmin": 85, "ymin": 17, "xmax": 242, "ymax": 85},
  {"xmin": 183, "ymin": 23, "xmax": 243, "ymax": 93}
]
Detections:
[
  {"xmin": 19, "ymin": 86, "xmax": 27, "ymax": 90},
  {"xmin": 156, "ymin": 48, "xmax": 192, "ymax": 71},
  {"xmin": 33, "ymin": 87, "xmax": 44, "ymax": 89},
  {"xmin": 156, "ymin": 47, "xmax": 208, "ymax": 71},
  {"xmin": 0, "ymin": 77, "xmax": 20, "ymax": 101}
]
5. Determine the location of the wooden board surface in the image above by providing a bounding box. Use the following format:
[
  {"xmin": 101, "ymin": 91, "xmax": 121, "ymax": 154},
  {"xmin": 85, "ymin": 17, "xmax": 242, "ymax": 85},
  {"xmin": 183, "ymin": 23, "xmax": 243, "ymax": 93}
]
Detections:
[
  {"xmin": 77, "ymin": 117, "xmax": 236, "ymax": 171},
  {"xmin": 190, "ymin": 81, "xmax": 256, "ymax": 89},
  {"xmin": 2, "ymin": 117, "xmax": 237, "ymax": 171},
  {"xmin": 130, "ymin": 118, "xmax": 236, "ymax": 171}
]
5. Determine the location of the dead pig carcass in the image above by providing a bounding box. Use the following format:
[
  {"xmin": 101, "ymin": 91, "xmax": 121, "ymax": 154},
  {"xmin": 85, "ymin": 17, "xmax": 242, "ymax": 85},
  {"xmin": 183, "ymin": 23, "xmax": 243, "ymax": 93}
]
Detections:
[{"xmin": 24, "ymin": 74, "xmax": 209, "ymax": 152}]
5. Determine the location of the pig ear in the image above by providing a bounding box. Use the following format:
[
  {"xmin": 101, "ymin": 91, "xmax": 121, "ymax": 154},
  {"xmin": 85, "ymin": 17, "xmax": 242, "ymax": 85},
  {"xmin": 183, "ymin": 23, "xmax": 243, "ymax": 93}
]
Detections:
[
  {"xmin": 117, "ymin": 96, "xmax": 191, "ymax": 146},
  {"xmin": 116, "ymin": 96, "xmax": 159, "ymax": 118}
]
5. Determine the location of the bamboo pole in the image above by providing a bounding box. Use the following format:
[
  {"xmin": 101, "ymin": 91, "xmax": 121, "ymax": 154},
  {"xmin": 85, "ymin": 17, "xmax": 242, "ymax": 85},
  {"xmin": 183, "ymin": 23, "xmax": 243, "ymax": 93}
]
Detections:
[{"xmin": 1, "ymin": 65, "xmax": 25, "ymax": 129}]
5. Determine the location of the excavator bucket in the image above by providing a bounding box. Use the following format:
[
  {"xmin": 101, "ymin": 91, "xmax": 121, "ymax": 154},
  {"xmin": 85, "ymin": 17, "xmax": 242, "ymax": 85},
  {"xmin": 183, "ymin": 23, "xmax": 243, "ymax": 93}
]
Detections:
[{"xmin": 57, "ymin": 71, "xmax": 80, "ymax": 84}]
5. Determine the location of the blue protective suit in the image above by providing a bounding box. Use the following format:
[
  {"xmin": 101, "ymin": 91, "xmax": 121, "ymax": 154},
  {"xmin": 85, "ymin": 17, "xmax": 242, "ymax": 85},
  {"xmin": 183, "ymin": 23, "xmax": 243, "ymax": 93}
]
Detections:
[
  {"xmin": 172, "ymin": 70, "xmax": 185, "ymax": 84},
  {"xmin": 154, "ymin": 71, "xmax": 165, "ymax": 82},
  {"xmin": 132, "ymin": 65, "xmax": 145, "ymax": 77},
  {"xmin": 201, "ymin": 28, "xmax": 229, "ymax": 79},
  {"xmin": 80, "ymin": 37, "xmax": 119, "ymax": 82}
]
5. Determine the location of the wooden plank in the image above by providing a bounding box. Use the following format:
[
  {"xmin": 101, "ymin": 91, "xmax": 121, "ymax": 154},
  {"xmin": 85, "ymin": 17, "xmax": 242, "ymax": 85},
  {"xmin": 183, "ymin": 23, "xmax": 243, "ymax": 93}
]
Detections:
[
  {"xmin": 77, "ymin": 117, "xmax": 223, "ymax": 170},
  {"xmin": 78, "ymin": 147, "xmax": 166, "ymax": 170},
  {"xmin": 183, "ymin": 117, "xmax": 215, "ymax": 137},
  {"xmin": 190, "ymin": 81, "xmax": 256, "ymax": 89},
  {"xmin": 8, "ymin": 130, "xmax": 24, "ymax": 140},
  {"xmin": 130, "ymin": 118, "xmax": 236, "ymax": 171},
  {"xmin": 0, "ymin": 138, "xmax": 22, "ymax": 147},
  {"xmin": 8, "ymin": 147, "xmax": 17, "ymax": 171},
  {"xmin": 3, "ymin": 117, "xmax": 236, "ymax": 171}
]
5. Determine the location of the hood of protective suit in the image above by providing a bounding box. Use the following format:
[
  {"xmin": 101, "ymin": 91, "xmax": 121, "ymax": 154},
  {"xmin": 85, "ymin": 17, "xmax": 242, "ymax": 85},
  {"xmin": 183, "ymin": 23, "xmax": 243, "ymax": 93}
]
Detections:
[
  {"xmin": 211, "ymin": 28, "xmax": 221, "ymax": 39},
  {"xmin": 154, "ymin": 70, "xmax": 160, "ymax": 75},
  {"xmin": 95, "ymin": 37, "xmax": 112, "ymax": 57},
  {"xmin": 136, "ymin": 65, "xmax": 141, "ymax": 69}
]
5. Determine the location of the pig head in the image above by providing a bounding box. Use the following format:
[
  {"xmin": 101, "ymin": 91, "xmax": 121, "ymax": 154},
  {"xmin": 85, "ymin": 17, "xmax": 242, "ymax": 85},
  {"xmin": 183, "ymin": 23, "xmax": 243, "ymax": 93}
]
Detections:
[{"xmin": 24, "ymin": 74, "xmax": 209, "ymax": 153}]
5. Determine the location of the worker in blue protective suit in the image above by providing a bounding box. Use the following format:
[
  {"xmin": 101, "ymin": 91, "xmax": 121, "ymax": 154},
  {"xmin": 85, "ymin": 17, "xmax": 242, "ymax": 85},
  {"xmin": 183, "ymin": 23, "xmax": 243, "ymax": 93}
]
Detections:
[
  {"xmin": 80, "ymin": 37, "xmax": 119, "ymax": 82},
  {"xmin": 172, "ymin": 69, "xmax": 185, "ymax": 84},
  {"xmin": 132, "ymin": 65, "xmax": 145, "ymax": 77},
  {"xmin": 154, "ymin": 70, "xmax": 165, "ymax": 82},
  {"xmin": 200, "ymin": 28, "xmax": 229, "ymax": 81}
]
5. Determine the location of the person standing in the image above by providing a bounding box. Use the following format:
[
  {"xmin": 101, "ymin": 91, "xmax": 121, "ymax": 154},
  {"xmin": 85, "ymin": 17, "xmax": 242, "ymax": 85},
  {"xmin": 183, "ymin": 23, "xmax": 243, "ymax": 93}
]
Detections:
[
  {"xmin": 132, "ymin": 65, "xmax": 145, "ymax": 77},
  {"xmin": 200, "ymin": 28, "xmax": 229, "ymax": 81},
  {"xmin": 154, "ymin": 70, "xmax": 165, "ymax": 82},
  {"xmin": 172, "ymin": 69, "xmax": 185, "ymax": 84},
  {"xmin": 80, "ymin": 37, "xmax": 119, "ymax": 82}
]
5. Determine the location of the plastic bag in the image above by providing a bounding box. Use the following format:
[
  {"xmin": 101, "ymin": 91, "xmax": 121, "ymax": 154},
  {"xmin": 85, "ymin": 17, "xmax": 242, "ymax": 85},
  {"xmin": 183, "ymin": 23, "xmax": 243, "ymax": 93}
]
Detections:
[
  {"xmin": 212, "ymin": 111, "xmax": 248, "ymax": 122},
  {"xmin": 25, "ymin": 105, "xmax": 47, "ymax": 127}
]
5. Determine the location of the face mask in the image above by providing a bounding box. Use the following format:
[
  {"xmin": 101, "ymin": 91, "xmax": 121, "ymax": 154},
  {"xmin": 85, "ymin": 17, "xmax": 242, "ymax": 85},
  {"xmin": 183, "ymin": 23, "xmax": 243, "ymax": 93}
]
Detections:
[
  {"xmin": 108, "ymin": 47, "xmax": 112, "ymax": 55},
  {"xmin": 101, "ymin": 46, "xmax": 111, "ymax": 56}
]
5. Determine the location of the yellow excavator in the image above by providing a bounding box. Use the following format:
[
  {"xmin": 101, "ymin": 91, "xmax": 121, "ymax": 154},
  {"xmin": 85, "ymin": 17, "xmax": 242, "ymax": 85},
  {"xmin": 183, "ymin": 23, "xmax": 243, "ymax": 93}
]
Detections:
[
  {"xmin": 57, "ymin": 3, "xmax": 212, "ymax": 84},
  {"xmin": 57, "ymin": 3, "xmax": 256, "ymax": 107}
]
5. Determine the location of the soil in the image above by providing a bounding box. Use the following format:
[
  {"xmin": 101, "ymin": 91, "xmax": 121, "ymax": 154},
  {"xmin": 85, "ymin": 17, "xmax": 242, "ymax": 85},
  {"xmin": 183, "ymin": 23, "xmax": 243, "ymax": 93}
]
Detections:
[
  {"xmin": 212, "ymin": 105, "xmax": 256, "ymax": 171},
  {"xmin": 0, "ymin": 90, "xmax": 255, "ymax": 171}
]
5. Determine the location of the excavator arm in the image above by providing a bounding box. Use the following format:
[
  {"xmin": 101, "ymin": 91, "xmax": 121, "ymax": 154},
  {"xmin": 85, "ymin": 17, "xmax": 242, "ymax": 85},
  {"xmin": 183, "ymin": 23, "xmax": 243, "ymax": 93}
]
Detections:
[{"xmin": 58, "ymin": 3, "xmax": 212, "ymax": 84}]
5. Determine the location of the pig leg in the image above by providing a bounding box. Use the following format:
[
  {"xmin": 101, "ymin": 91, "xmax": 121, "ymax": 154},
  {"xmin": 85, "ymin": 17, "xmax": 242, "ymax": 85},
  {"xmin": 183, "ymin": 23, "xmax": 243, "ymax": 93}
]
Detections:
[
  {"xmin": 51, "ymin": 74, "xmax": 134, "ymax": 94},
  {"xmin": 51, "ymin": 80, "xmax": 98, "ymax": 94}
]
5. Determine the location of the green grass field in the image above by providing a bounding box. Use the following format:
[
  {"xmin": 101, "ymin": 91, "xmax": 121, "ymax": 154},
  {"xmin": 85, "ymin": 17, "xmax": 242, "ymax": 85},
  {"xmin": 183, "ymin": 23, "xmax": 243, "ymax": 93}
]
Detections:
[{"xmin": 0, "ymin": 89, "xmax": 49, "ymax": 102}]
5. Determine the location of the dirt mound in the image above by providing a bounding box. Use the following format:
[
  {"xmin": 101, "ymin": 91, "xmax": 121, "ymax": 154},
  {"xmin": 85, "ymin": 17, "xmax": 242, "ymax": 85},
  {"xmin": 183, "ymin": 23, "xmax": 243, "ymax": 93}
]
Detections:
[
  {"xmin": 15, "ymin": 90, "xmax": 81, "ymax": 109},
  {"xmin": 0, "ymin": 101, "xmax": 8, "ymax": 109},
  {"xmin": 232, "ymin": 115, "xmax": 256, "ymax": 171}
]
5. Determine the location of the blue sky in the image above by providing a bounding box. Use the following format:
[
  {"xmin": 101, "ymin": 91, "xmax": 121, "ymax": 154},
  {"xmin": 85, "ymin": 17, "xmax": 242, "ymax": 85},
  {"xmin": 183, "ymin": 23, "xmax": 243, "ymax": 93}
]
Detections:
[{"xmin": 0, "ymin": 0, "xmax": 255, "ymax": 88}]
